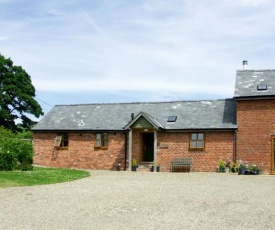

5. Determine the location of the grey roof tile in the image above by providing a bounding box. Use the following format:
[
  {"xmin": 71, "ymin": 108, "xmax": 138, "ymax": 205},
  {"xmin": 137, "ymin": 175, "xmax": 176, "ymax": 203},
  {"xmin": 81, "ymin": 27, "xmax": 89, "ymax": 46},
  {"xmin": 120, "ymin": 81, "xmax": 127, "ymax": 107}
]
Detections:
[
  {"xmin": 234, "ymin": 70, "xmax": 275, "ymax": 97},
  {"xmin": 33, "ymin": 99, "xmax": 237, "ymax": 131}
]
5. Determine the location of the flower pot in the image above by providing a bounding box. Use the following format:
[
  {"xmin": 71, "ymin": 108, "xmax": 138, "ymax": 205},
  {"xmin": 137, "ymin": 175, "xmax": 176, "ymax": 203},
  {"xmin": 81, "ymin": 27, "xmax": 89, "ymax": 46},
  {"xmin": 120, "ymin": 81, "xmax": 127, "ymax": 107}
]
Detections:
[
  {"xmin": 240, "ymin": 168, "xmax": 246, "ymax": 175},
  {"xmin": 225, "ymin": 167, "xmax": 229, "ymax": 173},
  {"xmin": 151, "ymin": 166, "xmax": 160, "ymax": 172},
  {"xmin": 131, "ymin": 166, "xmax": 137, "ymax": 171}
]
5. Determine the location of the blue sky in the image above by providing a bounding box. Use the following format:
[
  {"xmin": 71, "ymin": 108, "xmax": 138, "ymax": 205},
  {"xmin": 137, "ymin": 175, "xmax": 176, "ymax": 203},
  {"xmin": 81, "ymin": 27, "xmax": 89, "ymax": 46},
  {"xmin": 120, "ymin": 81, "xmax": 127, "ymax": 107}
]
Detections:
[{"xmin": 1, "ymin": 0, "xmax": 275, "ymax": 118}]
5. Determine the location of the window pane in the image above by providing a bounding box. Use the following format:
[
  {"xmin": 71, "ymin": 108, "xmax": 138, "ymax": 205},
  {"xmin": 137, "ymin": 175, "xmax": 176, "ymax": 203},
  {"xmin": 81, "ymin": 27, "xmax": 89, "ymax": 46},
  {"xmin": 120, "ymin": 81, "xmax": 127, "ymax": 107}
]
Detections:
[
  {"xmin": 198, "ymin": 140, "xmax": 204, "ymax": 148},
  {"xmin": 54, "ymin": 135, "xmax": 62, "ymax": 147},
  {"xmin": 191, "ymin": 141, "xmax": 197, "ymax": 147},
  {"xmin": 95, "ymin": 134, "xmax": 101, "ymax": 147},
  {"xmin": 63, "ymin": 133, "xmax": 68, "ymax": 140},
  {"xmin": 63, "ymin": 140, "xmax": 68, "ymax": 147},
  {"xmin": 63, "ymin": 133, "xmax": 68, "ymax": 147},
  {"xmin": 191, "ymin": 133, "xmax": 197, "ymax": 141},
  {"xmin": 198, "ymin": 133, "xmax": 204, "ymax": 140},
  {"xmin": 95, "ymin": 140, "xmax": 101, "ymax": 147},
  {"xmin": 103, "ymin": 133, "xmax": 108, "ymax": 147},
  {"xmin": 103, "ymin": 133, "xmax": 108, "ymax": 140}
]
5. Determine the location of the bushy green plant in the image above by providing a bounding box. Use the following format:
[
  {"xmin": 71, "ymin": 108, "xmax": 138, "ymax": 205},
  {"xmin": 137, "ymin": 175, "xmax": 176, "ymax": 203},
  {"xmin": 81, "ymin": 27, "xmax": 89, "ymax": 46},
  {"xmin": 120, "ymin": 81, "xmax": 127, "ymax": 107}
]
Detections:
[
  {"xmin": 218, "ymin": 160, "xmax": 225, "ymax": 172},
  {"xmin": 219, "ymin": 160, "xmax": 225, "ymax": 168},
  {"xmin": 132, "ymin": 158, "xmax": 138, "ymax": 167},
  {"xmin": 0, "ymin": 127, "xmax": 33, "ymax": 171}
]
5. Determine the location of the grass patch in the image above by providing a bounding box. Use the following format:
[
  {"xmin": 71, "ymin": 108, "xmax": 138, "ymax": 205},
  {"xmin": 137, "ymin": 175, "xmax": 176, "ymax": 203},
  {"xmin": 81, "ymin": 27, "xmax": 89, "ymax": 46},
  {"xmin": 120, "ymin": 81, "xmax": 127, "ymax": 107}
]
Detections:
[{"xmin": 0, "ymin": 167, "xmax": 90, "ymax": 188}]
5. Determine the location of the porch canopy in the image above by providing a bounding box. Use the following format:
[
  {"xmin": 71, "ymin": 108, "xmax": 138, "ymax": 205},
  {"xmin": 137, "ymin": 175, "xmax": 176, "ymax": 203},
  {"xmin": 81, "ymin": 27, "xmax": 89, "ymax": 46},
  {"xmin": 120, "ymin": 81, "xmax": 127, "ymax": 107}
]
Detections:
[{"xmin": 124, "ymin": 111, "xmax": 163, "ymax": 172}]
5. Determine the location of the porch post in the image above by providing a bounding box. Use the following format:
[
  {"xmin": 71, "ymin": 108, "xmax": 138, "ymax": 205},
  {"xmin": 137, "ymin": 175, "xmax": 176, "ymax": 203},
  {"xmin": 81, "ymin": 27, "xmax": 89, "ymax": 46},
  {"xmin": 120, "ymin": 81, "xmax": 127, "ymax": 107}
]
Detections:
[
  {"xmin": 128, "ymin": 128, "xmax": 132, "ymax": 171},
  {"xmin": 153, "ymin": 129, "xmax": 157, "ymax": 172}
]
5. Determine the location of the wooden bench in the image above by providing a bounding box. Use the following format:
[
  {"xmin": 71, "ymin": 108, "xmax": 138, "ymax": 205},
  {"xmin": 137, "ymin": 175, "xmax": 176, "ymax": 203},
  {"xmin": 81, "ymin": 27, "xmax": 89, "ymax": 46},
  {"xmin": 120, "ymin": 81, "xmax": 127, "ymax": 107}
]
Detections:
[{"xmin": 171, "ymin": 158, "xmax": 192, "ymax": 172}]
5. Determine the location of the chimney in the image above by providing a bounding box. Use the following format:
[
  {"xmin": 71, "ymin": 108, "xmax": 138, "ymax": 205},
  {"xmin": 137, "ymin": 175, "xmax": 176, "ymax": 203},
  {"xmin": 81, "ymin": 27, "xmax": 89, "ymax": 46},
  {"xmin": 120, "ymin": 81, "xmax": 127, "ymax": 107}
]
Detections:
[
  {"xmin": 243, "ymin": 60, "xmax": 248, "ymax": 70},
  {"xmin": 131, "ymin": 113, "xmax": 134, "ymax": 120}
]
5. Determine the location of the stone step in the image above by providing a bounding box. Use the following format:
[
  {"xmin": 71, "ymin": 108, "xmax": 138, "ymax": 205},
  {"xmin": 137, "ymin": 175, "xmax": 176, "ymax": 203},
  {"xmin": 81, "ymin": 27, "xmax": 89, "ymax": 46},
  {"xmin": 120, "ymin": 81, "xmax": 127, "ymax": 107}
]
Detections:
[
  {"xmin": 136, "ymin": 162, "xmax": 155, "ymax": 172},
  {"xmin": 136, "ymin": 167, "xmax": 151, "ymax": 172}
]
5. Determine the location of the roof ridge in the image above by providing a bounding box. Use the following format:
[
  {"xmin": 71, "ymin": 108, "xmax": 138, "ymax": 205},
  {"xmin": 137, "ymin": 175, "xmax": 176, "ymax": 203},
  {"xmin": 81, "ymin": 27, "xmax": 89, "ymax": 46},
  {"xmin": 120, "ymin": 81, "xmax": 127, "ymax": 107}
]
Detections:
[
  {"xmin": 54, "ymin": 98, "xmax": 234, "ymax": 107},
  {"xmin": 237, "ymin": 69, "xmax": 275, "ymax": 72}
]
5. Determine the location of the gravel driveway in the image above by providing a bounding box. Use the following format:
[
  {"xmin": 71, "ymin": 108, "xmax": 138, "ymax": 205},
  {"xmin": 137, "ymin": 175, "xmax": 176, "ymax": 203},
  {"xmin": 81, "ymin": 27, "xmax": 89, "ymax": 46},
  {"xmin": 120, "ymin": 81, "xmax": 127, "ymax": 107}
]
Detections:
[{"xmin": 1, "ymin": 171, "xmax": 275, "ymax": 230}]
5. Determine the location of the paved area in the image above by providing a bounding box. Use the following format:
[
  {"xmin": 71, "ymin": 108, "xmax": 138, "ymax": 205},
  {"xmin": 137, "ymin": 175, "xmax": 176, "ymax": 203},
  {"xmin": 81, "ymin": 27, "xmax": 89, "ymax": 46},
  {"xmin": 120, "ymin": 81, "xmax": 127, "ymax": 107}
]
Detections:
[{"xmin": 1, "ymin": 171, "xmax": 275, "ymax": 230}]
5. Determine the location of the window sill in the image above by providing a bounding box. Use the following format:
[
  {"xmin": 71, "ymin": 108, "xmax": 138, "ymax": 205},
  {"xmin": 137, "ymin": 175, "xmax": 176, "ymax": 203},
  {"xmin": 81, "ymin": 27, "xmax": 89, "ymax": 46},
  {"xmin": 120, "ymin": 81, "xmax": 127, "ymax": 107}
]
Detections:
[
  {"xmin": 94, "ymin": 147, "xmax": 108, "ymax": 150},
  {"xmin": 189, "ymin": 148, "xmax": 205, "ymax": 151},
  {"xmin": 57, "ymin": 147, "xmax": 68, "ymax": 150}
]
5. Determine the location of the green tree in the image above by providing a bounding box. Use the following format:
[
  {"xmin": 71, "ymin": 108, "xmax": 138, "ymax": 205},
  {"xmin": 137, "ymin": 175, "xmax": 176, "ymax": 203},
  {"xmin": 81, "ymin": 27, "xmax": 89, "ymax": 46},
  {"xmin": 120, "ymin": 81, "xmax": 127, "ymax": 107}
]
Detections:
[{"xmin": 0, "ymin": 54, "xmax": 43, "ymax": 131}]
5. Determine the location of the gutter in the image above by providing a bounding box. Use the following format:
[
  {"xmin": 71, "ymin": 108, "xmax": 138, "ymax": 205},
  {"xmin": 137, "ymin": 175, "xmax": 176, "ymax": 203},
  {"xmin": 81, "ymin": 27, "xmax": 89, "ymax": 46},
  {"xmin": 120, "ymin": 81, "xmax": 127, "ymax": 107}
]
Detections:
[
  {"xmin": 163, "ymin": 128, "xmax": 237, "ymax": 133},
  {"xmin": 234, "ymin": 95, "xmax": 275, "ymax": 101},
  {"xmin": 31, "ymin": 129, "xmax": 124, "ymax": 133}
]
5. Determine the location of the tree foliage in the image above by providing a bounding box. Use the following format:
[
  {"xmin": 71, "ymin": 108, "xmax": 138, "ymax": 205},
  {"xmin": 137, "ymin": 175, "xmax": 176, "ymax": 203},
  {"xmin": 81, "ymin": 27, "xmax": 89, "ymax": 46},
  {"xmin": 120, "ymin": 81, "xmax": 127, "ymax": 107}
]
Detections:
[{"xmin": 0, "ymin": 53, "xmax": 43, "ymax": 131}]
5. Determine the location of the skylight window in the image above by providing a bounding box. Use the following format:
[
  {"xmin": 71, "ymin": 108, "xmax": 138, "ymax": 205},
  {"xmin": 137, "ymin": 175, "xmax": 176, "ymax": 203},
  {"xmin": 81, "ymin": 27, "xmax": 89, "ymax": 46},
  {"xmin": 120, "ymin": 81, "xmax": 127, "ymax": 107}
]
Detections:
[
  {"xmin": 167, "ymin": 116, "xmax": 177, "ymax": 122},
  {"xmin": 257, "ymin": 84, "xmax": 267, "ymax": 91}
]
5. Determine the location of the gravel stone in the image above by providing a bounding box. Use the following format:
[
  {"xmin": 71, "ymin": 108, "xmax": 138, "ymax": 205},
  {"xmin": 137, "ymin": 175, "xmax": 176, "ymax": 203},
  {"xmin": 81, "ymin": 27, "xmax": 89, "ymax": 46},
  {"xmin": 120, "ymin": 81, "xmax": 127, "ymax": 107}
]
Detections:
[{"xmin": 1, "ymin": 171, "xmax": 275, "ymax": 230}]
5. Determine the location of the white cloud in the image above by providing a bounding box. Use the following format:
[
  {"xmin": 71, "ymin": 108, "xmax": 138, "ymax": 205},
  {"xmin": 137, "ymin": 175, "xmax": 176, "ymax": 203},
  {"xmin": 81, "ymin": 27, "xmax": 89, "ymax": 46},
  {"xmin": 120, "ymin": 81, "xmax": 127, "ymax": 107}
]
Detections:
[
  {"xmin": 0, "ymin": 36, "xmax": 10, "ymax": 40},
  {"xmin": 224, "ymin": 0, "xmax": 272, "ymax": 8},
  {"xmin": 1, "ymin": 0, "xmax": 275, "ymax": 109}
]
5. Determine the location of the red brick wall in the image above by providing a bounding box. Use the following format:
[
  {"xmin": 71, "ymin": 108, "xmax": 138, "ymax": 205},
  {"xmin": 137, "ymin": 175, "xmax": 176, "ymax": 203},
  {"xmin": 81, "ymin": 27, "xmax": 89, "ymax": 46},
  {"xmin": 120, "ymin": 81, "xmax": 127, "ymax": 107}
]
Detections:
[
  {"xmin": 157, "ymin": 131, "xmax": 234, "ymax": 172},
  {"xmin": 33, "ymin": 132, "xmax": 126, "ymax": 170},
  {"xmin": 33, "ymin": 130, "xmax": 234, "ymax": 172},
  {"xmin": 236, "ymin": 99, "xmax": 275, "ymax": 174},
  {"xmin": 129, "ymin": 130, "xmax": 234, "ymax": 172}
]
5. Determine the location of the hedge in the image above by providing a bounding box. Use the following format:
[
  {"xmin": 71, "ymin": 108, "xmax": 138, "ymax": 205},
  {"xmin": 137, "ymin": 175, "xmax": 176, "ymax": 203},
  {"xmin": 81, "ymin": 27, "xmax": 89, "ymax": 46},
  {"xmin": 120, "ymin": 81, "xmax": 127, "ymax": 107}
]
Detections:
[{"xmin": 0, "ymin": 127, "xmax": 33, "ymax": 171}]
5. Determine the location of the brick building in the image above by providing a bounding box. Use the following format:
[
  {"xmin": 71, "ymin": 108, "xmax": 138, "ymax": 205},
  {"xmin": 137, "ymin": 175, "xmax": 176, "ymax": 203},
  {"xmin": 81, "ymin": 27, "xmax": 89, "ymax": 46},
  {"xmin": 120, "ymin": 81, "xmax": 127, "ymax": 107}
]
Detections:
[{"xmin": 32, "ymin": 63, "xmax": 275, "ymax": 174}]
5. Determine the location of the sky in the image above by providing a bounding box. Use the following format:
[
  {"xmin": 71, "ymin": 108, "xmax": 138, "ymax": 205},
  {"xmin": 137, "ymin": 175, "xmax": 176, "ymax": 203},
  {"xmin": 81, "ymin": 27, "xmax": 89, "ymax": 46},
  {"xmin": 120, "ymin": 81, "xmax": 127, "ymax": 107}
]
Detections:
[{"xmin": 1, "ymin": 0, "xmax": 275, "ymax": 119}]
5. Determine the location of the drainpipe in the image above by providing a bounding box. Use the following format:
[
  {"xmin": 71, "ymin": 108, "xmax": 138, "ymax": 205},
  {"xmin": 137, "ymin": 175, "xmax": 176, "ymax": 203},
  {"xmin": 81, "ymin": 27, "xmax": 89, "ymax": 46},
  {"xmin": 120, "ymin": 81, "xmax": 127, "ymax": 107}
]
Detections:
[
  {"xmin": 153, "ymin": 129, "xmax": 157, "ymax": 172},
  {"xmin": 124, "ymin": 132, "xmax": 127, "ymax": 171},
  {"xmin": 234, "ymin": 130, "xmax": 237, "ymax": 162},
  {"xmin": 128, "ymin": 129, "xmax": 132, "ymax": 171}
]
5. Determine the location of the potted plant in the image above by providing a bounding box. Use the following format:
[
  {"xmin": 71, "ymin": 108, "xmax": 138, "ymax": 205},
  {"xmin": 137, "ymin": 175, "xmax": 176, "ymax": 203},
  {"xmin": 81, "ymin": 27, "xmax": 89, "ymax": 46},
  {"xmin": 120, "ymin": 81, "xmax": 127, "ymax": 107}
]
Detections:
[
  {"xmin": 131, "ymin": 158, "xmax": 138, "ymax": 171},
  {"xmin": 256, "ymin": 166, "xmax": 261, "ymax": 175},
  {"xmin": 239, "ymin": 164, "xmax": 247, "ymax": 175},
  {"xmin": 230, "ymin": 162, "xmax": 238, "ymax": 173},
  {"xmin": 250, "ymin": 165, "xmax": 260, "ymax": 175},
  {"xmin": 219, "ymin": 160, "xmax": 225, "ymax": 173},
  {"xmin": 151, "ymin": 161, "xmax": 160, "ymax": 172},
  {"xmin": 225, "ymin": 161, "xmax": 231, "ymax": 173}
]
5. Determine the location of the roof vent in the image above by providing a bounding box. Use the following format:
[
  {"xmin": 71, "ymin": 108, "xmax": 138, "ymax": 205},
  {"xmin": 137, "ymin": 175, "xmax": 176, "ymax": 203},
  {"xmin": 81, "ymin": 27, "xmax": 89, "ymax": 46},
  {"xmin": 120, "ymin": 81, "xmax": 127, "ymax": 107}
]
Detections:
[
  {"xmin": 167, "ymin": 116, "xmax": 177, "ymax": 122},
  {"xmin": 243, "ymin": 60, "xmax": 248, "ymax": 70},
  {"xmin": 257, "ymin": 84, "xmax": 267, "ymax": 91},
  {"xmin": 131, "ymin": 113, "xmax": 134, "ymax": 120}
]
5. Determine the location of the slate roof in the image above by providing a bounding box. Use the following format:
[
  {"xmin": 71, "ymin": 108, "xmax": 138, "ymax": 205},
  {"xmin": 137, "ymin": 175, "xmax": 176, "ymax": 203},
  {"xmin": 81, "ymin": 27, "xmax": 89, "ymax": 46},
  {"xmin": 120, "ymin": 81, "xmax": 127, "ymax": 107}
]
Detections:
[
  {"xmin": 32, "ymin": 99, "xmax": 237, "ymax": 131},
  {"xmin": 234, "ymin": 70, "xmax": 275, "ymax": 98}
]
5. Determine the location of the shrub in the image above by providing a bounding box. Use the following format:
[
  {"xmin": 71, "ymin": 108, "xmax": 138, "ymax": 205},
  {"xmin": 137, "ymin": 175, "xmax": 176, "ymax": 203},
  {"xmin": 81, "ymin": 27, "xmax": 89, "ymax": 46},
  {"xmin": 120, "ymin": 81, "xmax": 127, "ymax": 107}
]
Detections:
[
  {"xmin": 132, "ymin": 158, "xmax": 138, "ymax": 167},
  {"xmin": 0, "ymin": 127, "xmax": 34, "ymax": 171}
]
